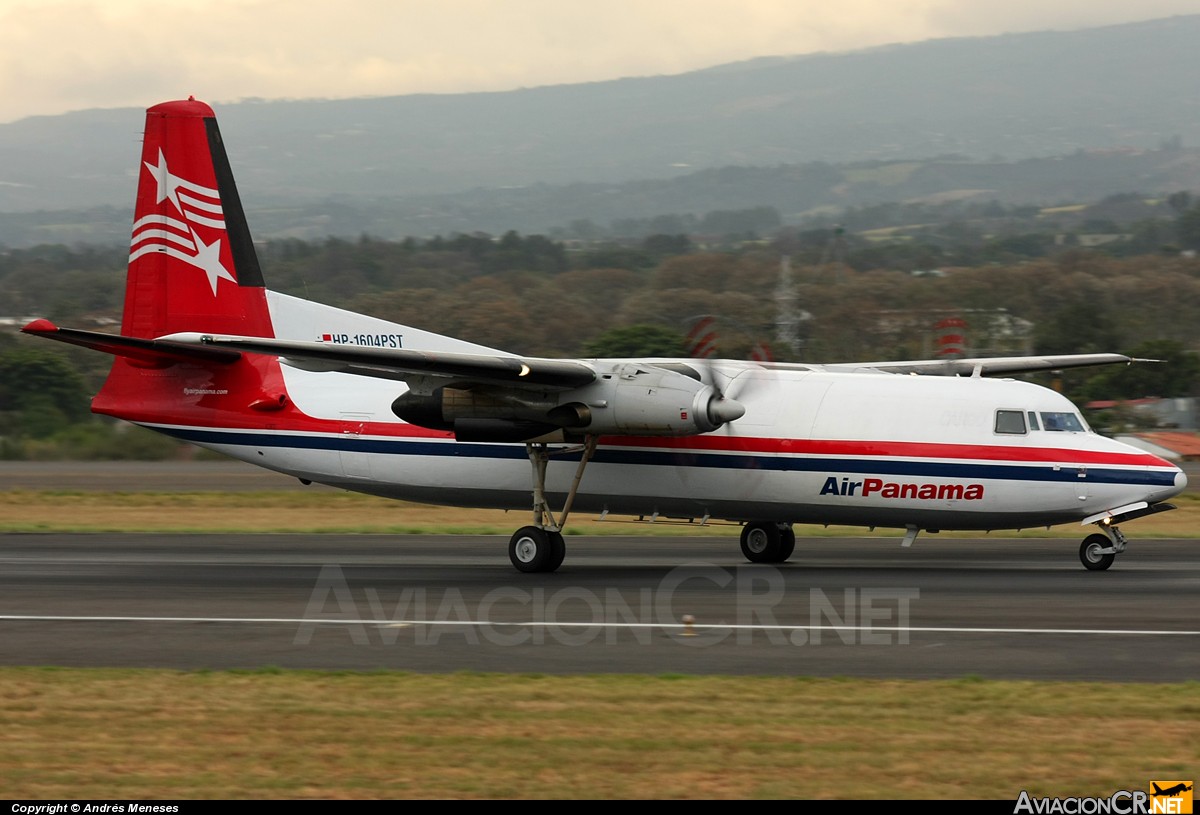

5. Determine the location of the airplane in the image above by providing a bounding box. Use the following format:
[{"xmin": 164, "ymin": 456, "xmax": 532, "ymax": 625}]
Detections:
[
  {"xmin": 21, "ymin": 98, "xmax": 1188, "ymax": 573},
  {"xmin": 1152, "ymin": 783, "xmax": 1193, "ymax": 798}
]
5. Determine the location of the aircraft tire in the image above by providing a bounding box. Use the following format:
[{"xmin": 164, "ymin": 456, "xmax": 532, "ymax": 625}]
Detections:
[
  {"xmin": 778, "ymin": 527, "xmax": 796, "ymax": 562},
  {"xmin": 510, "ymin": 526, "xmax": 552, "ymax": 573},
  {"xmin": 547, "ymin": 531, "xmax": 566, "ymax": 572},
  {"xmin": 1079, "ymin": 534, "xmax": 1115, "ymax": 571},
  {"xmin": 740, "ymin": 522, "xmax": 782, "ymax": 563}
]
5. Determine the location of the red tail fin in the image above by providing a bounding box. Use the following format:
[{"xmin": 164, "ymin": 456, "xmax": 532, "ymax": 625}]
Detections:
[
  {"xmin": 24, "ymin": 99, "xmax": 289, "ymax": 428},
  {"xmin": 123, "ymin": 98, "xmax": 273, "ymax": 339}
]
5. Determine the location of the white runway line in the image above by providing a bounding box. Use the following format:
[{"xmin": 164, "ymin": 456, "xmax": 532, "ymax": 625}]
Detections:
[{"xmin": 0, "ymin": 614, "xmax": 1197, "ymax": 637}]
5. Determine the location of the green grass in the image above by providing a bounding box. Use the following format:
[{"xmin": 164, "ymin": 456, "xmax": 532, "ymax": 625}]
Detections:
[{"xmin": 1, "ymin": 668, "xmax": 1196, "ymax": 799}]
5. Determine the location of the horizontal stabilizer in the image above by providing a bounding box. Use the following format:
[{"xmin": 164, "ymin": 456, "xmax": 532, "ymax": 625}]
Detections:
[
  {"xmin": 157, "ymin": 332, "xmax": 597, "ymax": 390},
  {"xmin": 22, "ymin": 319, "xmax": 242, "ymax": 367}
]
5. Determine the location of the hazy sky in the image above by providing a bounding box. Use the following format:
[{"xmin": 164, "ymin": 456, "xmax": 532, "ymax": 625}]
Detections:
[{"xmin": 1, "ymin": 0, "xmax": 1195, "ymax": 123}]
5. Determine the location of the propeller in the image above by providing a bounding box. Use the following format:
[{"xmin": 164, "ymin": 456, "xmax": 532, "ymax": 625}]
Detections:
[
  {"xmin": 684, "ymin": 314, "xmax": 759, "ymax": 429},
  {"xmin": 707, "ymin": 390, "xmax": 746, "ymax": 425},
  {"xmin": 666, "ymin": 315, "xmax": 777, "ymax": 505}
]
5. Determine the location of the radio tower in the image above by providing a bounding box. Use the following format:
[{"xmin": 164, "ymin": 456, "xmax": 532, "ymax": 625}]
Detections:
[
  {"xmin": 818, "ymin": 225, "xmax": 848, "ymax": 284},
  {"xmin": 774, "ymin": 255, "xmax": 803, "ymax": 358}
]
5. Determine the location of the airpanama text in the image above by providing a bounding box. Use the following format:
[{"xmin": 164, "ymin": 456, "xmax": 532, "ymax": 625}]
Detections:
[{"xmin": 820, "ymin": 476, "xmax": 984, "ymax": 500}]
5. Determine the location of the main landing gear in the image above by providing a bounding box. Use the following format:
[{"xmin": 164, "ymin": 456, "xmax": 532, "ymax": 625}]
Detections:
[
  {"xmin": 739, "ymin": 521, "xmax": 796, "ymax": 564},
  {"xmin": 508, "ymin": 437, "xmax": 597, "ymax": 573}
]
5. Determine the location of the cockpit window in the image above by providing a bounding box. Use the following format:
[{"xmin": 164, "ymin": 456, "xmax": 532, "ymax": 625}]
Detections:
[
  {"xmin": 995, "ymin": 409, "xmax": 1027, "ymax": 435},
  {"xmin": 1027, "ymin": 411, "xmax": 1040, "ymax": 431},
  {"xmin": 1040, "ymin": 411, "xmax": 1085, "ymax": 432}
]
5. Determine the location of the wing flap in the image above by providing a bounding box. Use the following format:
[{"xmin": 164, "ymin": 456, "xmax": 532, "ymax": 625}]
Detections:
[{"xmin": 822, "ymin": 353, "xmax": 1144, "ymax": 376}]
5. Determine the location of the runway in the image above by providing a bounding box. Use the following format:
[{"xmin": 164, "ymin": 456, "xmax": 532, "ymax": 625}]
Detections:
[{"xmin": 1, "ymin": 533, "xmax": 1196, "ymax": 681}]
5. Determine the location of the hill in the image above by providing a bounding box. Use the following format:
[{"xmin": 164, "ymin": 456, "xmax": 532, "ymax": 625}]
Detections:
[{"xmin": 3, "ymin": 15, "xmax": 1200, "ymax": 244}]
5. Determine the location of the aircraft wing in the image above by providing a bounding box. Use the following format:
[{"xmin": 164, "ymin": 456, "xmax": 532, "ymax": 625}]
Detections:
[
  {"xmin": 22, "ymin": 320, "xmax": 242, "ymax": 366},
  {"xmin": 158, "ymin": 332, "xmax": 597, "ymax": 392},
  {"xmin": 820, "ymin": 353, "xmax": 1148, "ymax": 377}
]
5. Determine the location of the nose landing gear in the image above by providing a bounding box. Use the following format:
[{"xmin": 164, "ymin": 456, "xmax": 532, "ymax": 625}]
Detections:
[
  {"xmin": 1077, "ymin": 500, "xmax": 1178, "ymax": 571},
  {"xmin": 1079, "ymin": 531, "xmax": 1120, "ymax": 571}
]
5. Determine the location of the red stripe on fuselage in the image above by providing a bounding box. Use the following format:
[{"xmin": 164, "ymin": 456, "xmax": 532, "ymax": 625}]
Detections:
[{"xmin": 597, "ymin": 434, "xmax": 1171, "ymax": 468}]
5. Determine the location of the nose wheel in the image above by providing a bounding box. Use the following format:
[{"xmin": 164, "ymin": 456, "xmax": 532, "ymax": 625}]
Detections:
[
  {"xmin": 1079, "ymin": 524, "xmax": 1129, "ymax": 571},
  {"xmin": 1079, "ymin": 534, "xmax": 1116, "ymax": 571}
]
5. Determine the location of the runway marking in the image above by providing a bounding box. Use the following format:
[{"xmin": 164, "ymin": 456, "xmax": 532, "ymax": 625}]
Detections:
[{"xmin": 0, "ymin": 614, "xmax": 1197, "ymax": 637}]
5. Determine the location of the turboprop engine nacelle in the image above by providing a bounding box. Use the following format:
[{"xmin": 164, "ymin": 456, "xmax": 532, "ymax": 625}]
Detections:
[
  {"xmin": 552, "ymin": 363, "xmax": 744, "ymax": 436},
  {"xmin": 391, "ymin": 363, "xmax": 744, "ymax": 440}
]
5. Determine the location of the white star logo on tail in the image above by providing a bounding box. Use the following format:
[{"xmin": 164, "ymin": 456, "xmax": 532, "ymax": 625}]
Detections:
[{"xmin": 130, "ymin": 150, "xmax": 234, "ymax": 295}]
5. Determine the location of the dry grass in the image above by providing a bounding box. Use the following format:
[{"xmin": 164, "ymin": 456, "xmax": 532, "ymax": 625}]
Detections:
[
  {"xmin": 0, "ymin": 489, "xmax": 734, "ymax": 535},
  {"xmin": 1, "ymin": 668, "xmax": 1196, "ymax": 799},
  {"xmin": 4, "ymin": 488, "xmax": 1200, "ymax": 537}
]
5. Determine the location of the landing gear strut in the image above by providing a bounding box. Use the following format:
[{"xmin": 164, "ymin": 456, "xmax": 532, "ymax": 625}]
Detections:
[
  {"xmin": 739, "ymin": 522, "xmax": 796, "ymax": 564},
  {"xmin": 509, "ymin": 437, "xmax": 597, "ymax": 573}
]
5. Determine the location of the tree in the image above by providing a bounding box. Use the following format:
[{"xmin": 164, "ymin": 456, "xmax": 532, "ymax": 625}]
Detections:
[
  {"xmin": 0, "ymin": 346, "xmax": 92, "ymax": 439},
  {"xmin": 581, "ymin": 325, "xmax": 688, "ymax": 358},
  {"xmin": 1034, "ymin": 302, "xmax": 1121, "ymax": 356},
  {"xmin": 1082, "ymin": 340, "xmax": 1200, "ymax": 401},
  {"xmin": 642, "ymin": 234, "xmax": 691, "ymax": 256},
  {"xmin": 1175, "ymin": 204, "xmax": 1200, "ymax": 251},
  {"xmin": 1167, "ymin": 191, "xmax": 1192, "ymax": 214}
]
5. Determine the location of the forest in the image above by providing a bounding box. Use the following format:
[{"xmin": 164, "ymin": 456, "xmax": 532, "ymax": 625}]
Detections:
[{"xmin": 3, "ymin": 217, "xmax": 1200, "ymax": 458}]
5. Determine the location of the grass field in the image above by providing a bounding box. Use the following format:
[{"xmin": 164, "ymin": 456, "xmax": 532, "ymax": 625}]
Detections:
[
  {"xmin": 5, "ymin": 487, "xmax": 1200, "ymax": 537},
  {"xmin": 2, "ymin": 487, "xmax": 1196, "ymax": 799},
  {"xmin": 1, "ymin": 668, "xmax": 1197, "ymax": 799}
]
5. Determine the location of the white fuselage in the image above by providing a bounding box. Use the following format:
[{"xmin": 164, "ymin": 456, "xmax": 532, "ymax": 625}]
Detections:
[{"xmin": 145, "ymin": 293, "xmax": 1186, "ymax": 532}]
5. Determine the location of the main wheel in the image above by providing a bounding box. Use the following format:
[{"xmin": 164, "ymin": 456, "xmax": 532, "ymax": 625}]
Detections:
[
  {"xmin": 509, "ymin": 526, "xmax": 552, "ymax": 573},
  {"xmin": 546, "ymin": 531, "xmax": 566, "ymax": 572},
  {"xmin": 778, "ymin": 527, "xmax": 796, "ymax": 562},
  {"xmin": 740, "ymin": 522, "xmax": 782, "ymax": 563},
  {"xmin": 1079, "ymin": 534, "xmax": 1115, "ymax": 571}
]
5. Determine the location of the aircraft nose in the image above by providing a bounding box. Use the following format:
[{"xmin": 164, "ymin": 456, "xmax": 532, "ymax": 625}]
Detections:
[{"xmin": 1175, "ymin": 467, "xmax": 1189, "ymax": 492}]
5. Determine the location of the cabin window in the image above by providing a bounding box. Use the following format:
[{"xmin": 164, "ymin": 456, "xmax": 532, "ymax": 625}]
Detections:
[
  {"xmin": 1039, "ymin": 411, "xmax": 1085, "ymax": 432},
  {"xmin": 994, "ymin": 409, "xmax": 1027, "ymax": 435},
  {"xmin": 1027, "ymin": 411, "xmax": 1040, "ymax": 431}
]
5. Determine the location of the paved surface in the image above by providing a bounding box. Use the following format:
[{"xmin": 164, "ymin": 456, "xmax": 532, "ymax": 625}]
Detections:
[
  {"xmin": 2, "ymin": 461, "xmax": 1196, "ymax": 680},
  {"xmin": 0, "ymin": 460, "xmax": 325, "ymax": 491},
  {"xmin": 1, "ymin": 534, "xmax": 1196, "ymax": 680}
]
